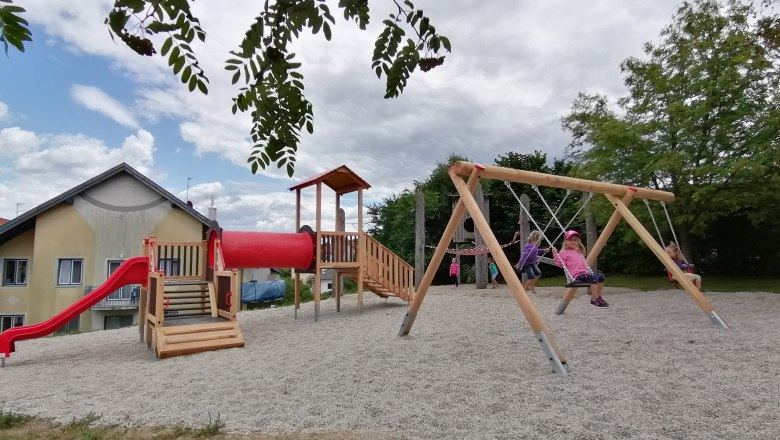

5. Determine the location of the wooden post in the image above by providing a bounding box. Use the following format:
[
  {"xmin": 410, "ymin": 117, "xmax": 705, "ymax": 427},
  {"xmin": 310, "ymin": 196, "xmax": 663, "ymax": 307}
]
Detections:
[
  {"xmin": 294, "ymin": 189, "xmax": 302, "ymax": 319},
  {"xmin": 399, "ymin": 165, "xmax": 483, "ymax": 337},
  {"xmin": 139, "ymin": 238, "xmax": 149, "ymax": 342},
  {"xmin": 335, "ymin": 199, "xmax": 344, "ymax": 314},
  {"xmin": 604, "ymin": 194, "xmax": 728, "ymax": 328},
  {"xmin": 474, "ymin": 184, "xmax": 488, "ymax": 289},
  {"xmin": 414, "ymin": 190, "xmax": 425, "ymax": 288},
  {"xmin": 357, "ymin": 188, "xmax": 364, "ymax": 314},
  {"xmin": 314, "ymin": 182, "xmax": 322, "ymax": 322}
]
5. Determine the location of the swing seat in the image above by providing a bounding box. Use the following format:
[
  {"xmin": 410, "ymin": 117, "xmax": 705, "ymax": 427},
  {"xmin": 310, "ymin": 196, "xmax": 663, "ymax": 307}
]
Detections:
[
  {"xmin": 666, "ymin": 265, "xmax": 694, "ymax": 287},
  {"xmin": 564, "ymin": 280, "xmax": 594, "ymax": 289}
]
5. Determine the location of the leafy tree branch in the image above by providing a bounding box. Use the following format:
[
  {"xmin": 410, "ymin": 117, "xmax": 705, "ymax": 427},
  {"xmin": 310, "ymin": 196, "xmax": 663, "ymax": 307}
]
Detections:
[{"xmin": 3, "ymin": 0, "xmax": 450, "ymax": 177}]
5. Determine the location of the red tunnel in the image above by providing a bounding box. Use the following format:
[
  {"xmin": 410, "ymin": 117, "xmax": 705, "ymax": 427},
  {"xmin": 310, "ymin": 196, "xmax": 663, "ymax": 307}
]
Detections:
[{"xmin": 209, "ymin": 229, "xmax": 315, "ymax": 270}]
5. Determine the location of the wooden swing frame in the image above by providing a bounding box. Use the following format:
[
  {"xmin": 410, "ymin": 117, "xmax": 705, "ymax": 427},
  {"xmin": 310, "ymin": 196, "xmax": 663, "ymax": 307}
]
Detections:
[{"xmin": 397, "ymin": 161, "xmax": 729, "ymax": 375}]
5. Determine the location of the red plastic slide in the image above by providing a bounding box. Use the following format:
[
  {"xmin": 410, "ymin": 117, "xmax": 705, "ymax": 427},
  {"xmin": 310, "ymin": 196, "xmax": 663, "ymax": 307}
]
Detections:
[{"xmin": 0, "ymin": 256, "xmax": 149, "ymax": 359}]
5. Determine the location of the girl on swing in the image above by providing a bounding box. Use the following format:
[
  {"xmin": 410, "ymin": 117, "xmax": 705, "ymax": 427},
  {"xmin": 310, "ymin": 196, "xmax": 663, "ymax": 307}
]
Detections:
[
  {"xmin": 664, "ymin": 242, "xmax": 702, "ymax": 290},
  {"xmin": 551, "ymin": 230, "xmax": 609, "ymax": 308},
  {"xmin": 514, "ymin": 230, "xmax": 550, "ymax": 294}
]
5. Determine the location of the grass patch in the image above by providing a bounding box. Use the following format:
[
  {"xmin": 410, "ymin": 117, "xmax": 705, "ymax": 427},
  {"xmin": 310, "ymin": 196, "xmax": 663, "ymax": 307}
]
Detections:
[
  {"xmin": 0, "ymin": 412, "xmax": 236, "ymax": 440},
  {"xmin": 0, "ymin": 411, "xmax": 33, "ymax": 429}
]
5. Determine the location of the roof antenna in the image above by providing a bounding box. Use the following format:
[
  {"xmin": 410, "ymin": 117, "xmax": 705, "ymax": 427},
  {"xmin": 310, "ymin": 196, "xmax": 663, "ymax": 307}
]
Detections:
[{"xmin": 186, "ymin": 176, "xmax": 197, "ymax": 202}]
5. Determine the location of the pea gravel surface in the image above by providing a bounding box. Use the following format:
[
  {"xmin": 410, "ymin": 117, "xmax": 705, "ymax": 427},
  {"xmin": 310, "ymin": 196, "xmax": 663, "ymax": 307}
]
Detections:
[{"xmin": 1, "ymin": 285, "xmax": 778, "ymax": 440}]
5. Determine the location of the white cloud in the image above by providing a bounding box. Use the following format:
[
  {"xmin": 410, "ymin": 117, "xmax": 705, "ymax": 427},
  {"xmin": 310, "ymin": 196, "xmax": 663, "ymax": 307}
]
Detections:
[
  {"xmin": 0, "ymin": 101, "xmax": 8, "ymax": 121},
  {"xmin": 0, "ymin": 128, "xmax": 157, "ymax": 219},
  {"xmin": 10, "ymin": 0, "xmax": 687, "ymax": 231},
  {"xmin": 0, "ymin": 127, "xmax": 42, "ymax": 157},
  {"xmin": 71, "ymin": 85, "xmax": 140, "ymax": 129}
]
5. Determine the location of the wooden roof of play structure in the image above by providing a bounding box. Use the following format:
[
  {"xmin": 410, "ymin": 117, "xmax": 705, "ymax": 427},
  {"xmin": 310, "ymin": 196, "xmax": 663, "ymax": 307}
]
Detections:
[{"xmin": 288, "ymin": 165, "xmax": 371, "ymax": 195}]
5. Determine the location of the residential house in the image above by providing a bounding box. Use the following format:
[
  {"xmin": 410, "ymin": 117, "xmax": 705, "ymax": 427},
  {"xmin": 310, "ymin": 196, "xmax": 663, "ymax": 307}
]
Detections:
[{"xmin": 0, "ymin": 163, "xmax": 213, "ymax": 334}]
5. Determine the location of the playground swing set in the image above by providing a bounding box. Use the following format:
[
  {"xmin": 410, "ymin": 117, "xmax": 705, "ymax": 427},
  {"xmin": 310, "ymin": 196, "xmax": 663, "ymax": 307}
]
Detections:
[
  {"xmin": 398, "ymin": 161, "xmax": 729, "ymax": 376},
  {"xmin": 504, "ymin": 181, "xmax": 598, "ymax": 289}
]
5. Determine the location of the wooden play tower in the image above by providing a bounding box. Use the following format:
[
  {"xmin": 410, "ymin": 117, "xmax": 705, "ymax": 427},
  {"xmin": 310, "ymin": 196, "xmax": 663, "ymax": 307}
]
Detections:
[
  {"xmin": 398, "ymin": 161, "xmax": 729, "ymax": 375},
  {"xmin": 289, "ymin": 165, "xmax": 415, "ymax": 321},
  {"xmin": 139, "ymin": 235, "xmax": 244, "ymax": 359}
]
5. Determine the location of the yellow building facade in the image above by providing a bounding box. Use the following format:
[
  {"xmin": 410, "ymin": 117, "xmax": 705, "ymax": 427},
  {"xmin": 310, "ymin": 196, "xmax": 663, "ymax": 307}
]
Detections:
[{"xmin": 0, "ymin": 163, "xmax": 211, "ymax": 334}]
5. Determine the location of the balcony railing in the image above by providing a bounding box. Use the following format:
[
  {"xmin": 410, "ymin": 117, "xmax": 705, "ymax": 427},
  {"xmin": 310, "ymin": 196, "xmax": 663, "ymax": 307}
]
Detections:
[{"xmin": 87, "ymin": 285, "xmax": 140, "ymax": 310}]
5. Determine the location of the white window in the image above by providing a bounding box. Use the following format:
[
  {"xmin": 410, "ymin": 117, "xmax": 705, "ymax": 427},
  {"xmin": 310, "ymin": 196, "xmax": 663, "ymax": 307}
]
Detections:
[
  {"xmin": 58, "ymin": 259, "xmax": 83, "ymax": 285},
  {"xmin": 3, "ymin": 259, "xmax": 28, "ymax": 286},
  {"xmin": 1, "ymin": 314, "xmax": 24, "ymax": 332},
  {"xmin": 107, "ymin": 260, "xmax": 137, "ymax": 300}
]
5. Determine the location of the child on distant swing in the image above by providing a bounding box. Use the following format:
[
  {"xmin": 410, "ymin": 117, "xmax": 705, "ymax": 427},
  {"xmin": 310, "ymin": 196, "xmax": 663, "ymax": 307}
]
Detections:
[
  {"xmin": 665, "ymin": 242, "xmax": 702, "ymax": 290},
  {"xmin": 551, "ymin": 230, "xmax": 608, "ymax": 308},
  {"xmin": 514, "ymin": 230, "xmax": 549, "ymax": 294}
]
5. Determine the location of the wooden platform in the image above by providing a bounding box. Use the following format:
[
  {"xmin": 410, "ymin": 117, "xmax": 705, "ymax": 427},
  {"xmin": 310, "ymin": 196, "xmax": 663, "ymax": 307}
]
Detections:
[{"xmin": 153, "ymin": 321, "xmax": 244, "ymax": 359}]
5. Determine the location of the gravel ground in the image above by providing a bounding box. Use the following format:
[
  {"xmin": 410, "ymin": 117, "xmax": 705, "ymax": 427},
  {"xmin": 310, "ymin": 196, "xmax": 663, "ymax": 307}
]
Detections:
[{"xmin": 1, "ymin": 285, "xmax": 779, "ymax": 440}]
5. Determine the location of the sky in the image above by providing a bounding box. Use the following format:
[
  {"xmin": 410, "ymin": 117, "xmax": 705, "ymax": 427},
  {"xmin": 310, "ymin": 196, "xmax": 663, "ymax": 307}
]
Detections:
[{"xmin": 0, "ymin": 0, "xmax": 684, "ymax": 232}]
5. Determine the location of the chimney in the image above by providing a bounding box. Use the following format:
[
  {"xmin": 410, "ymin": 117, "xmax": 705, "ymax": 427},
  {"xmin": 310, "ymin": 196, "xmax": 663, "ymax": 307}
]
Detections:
[{"xmin": 207, "ymin": 195, "xmax": 217, "ymax": 221}]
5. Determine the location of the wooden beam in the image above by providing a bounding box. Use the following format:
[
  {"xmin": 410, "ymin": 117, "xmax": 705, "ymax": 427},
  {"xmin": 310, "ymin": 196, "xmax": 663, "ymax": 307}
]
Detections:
[
  {"xmin": 604, "ymin": 194, "xmax": 726, "ymax": 324},
  {"xmin": 451, "ymin": 161, "xmax": 675, "ymax": 202}
]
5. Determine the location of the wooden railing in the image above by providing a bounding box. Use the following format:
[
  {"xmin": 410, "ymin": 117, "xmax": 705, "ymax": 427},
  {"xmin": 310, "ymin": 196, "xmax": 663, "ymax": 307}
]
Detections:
[
  {"xmin": 319, "ymin": 232, "xmax": 359, "ymax": 266},
  {"xmin": 363, "ymin": 234, "xmax": 415, "ymax": 302},
  {"xmin": 148, "ymin": 240, "xmax": 207, "ymax": 281}
]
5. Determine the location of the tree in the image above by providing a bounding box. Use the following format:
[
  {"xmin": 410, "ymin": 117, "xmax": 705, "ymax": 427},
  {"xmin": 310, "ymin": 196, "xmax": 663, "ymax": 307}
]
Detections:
[
  {"xmin": 562, "ymin": 0, "xmax": 780, "ymax": 261},
  {"xmin": 1, "ymin": 0, "xmax": 451, "ymax": 176}
]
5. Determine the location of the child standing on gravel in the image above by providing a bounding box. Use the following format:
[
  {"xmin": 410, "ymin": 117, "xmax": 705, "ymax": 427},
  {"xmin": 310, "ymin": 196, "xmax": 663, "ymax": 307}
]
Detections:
[
  {"xmin": 449, "ymin": 257, "xmax": 460, "ymax": 287},
  {"xmin": 488, "ymin": 256, "xmax": 499, "ymax": 289}
]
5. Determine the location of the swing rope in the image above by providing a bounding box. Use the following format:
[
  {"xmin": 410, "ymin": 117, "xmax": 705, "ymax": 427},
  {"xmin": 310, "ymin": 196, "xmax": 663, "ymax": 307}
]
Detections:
[
  {"xmin": 643, "ymin": 199, "xmax": 681, "ymax": 250},
  {"xmin": 540, "ymin": 189, "xmax": 571, "ymax": 236},
  {"xmin": 504, "ymin": 181, "xmax": 581, "ymax": 284},
  {"xmin": 642, "ymin": 198, "xmax": 666, "ymax": 246},
  {"xmin": 662, "ymin": 202, "xmax": 681, "ymax": 250}
]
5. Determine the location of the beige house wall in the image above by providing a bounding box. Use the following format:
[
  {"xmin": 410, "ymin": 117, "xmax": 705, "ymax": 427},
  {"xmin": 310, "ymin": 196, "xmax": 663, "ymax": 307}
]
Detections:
[
  {"xmin": 31, "ymin": 204, "xmax": 95, "ymax": 326},
  {"xmin": 0, "ymin": 228, "xmax": 35, "ymax": 323},
  {"xmin": 0, "ymin": 171, "xmax": 208, "ymax": 334}
]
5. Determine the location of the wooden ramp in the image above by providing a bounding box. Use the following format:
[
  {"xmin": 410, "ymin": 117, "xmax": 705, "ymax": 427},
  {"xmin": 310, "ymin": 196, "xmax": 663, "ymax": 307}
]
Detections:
[{"xmin": 154, "ymin": 321, "xmax": 244, "ymax": 359}]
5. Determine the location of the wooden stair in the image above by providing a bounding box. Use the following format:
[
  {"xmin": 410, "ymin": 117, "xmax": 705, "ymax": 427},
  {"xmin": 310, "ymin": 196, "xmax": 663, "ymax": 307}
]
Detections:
[{"xmin": 154, "ymin": 321, "xmax": 244, "ymax": 359}]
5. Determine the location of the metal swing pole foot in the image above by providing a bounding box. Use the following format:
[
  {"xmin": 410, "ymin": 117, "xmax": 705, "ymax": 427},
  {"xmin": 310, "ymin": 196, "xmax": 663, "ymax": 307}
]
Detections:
[
  {"xmin": 708, "ymin": 311, "xmax": 729, "ymax": 330},
  {"xmin": 398, "ymin": 311, "xmax": 417, "ymax": 336},
  {"xmin": 554, "ymin": 299, "xmax": 571, "ymax": 315},
  {"xmin": 536, "ymin": 332, "xmax": 569, "ymax": 375}
]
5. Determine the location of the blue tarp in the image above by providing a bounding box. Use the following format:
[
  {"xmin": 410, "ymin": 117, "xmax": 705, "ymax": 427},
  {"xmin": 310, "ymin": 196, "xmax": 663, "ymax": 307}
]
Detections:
[{"xmin": 241, "ymin": 280, "xmax": 286, "ymax": 303}]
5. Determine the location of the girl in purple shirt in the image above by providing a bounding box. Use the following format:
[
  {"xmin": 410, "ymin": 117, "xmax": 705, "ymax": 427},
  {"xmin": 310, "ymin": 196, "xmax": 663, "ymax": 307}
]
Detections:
[{"xmin": 514, "ymin": 230, "xmax": 549, "ymax": 294}]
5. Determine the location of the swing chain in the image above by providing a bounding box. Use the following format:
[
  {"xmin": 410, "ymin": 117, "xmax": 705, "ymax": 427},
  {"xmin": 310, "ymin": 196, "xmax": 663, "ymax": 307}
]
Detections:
[
  {"xmin": 504, "ymin": 181, "xmax": 578, "ymax": 283},
  {"xmin": 661, "ymin": 202, "xmax": 681, "ymax": 250},
  {"xmin": 643, "ymin": 198, "xmax": 665, "ymax": 246}
]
